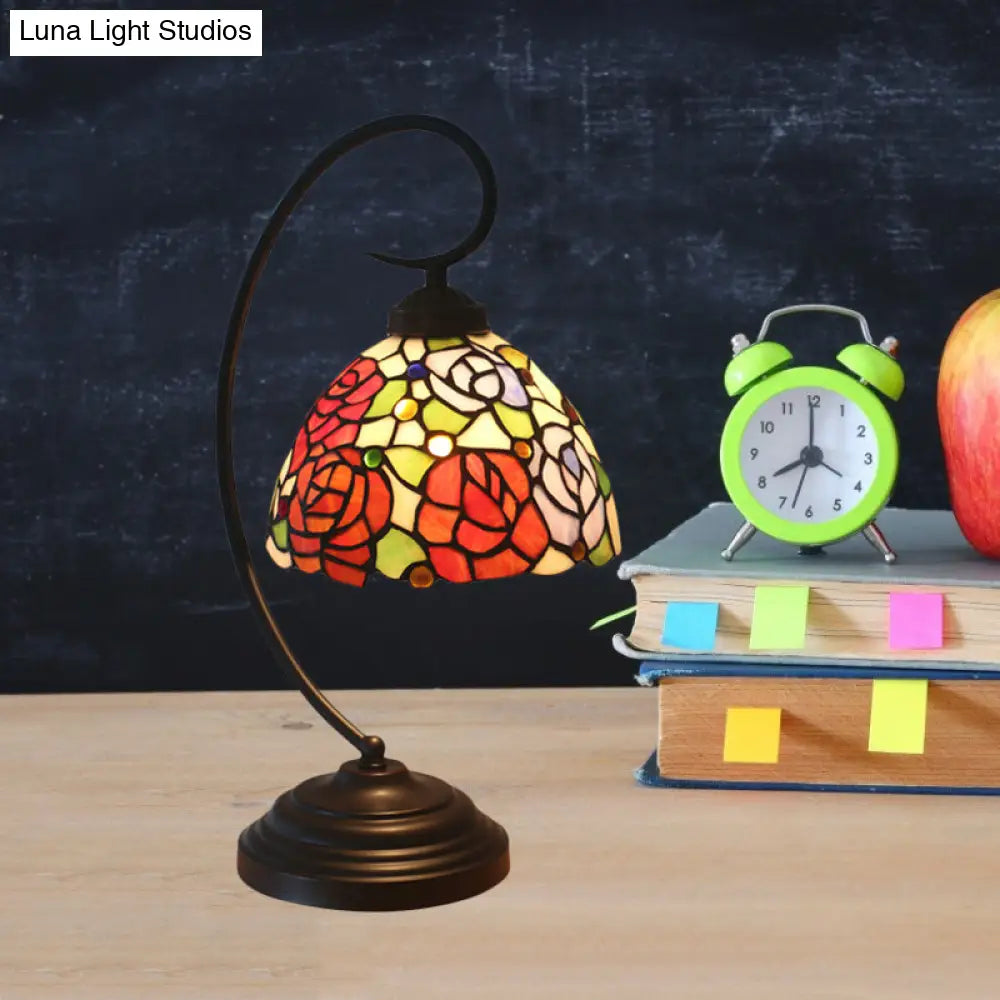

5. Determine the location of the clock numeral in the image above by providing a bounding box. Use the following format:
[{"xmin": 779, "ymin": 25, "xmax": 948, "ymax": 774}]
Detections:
[
  {"xmin": 807, "ymin": 394, "xmax": 820, "ymax": 407},
  {"xmin": 757, "ymin": 475, "xmax": 767, "ymax": 488},
  {"xmin": 853, "ymin": 480, "xmax": 863, "ymax": 492},
  {"xmin": 781, "ymin": 401, "xmax": 794, "ymax": 415},
  {"xmin": 833, "ymin": 498, "xmax": 842, "ymax": 511},
  {"xmin": 805, "ymin": 505, "xmax": 814, "ymax": 518},
  {"xmin": 760, "ymin": 420, "xmax": 775, "ymax": 434},
  {"xmin": 778, "ymin": 495, "xmax": 787, "ymax": 508},
  {"xmin": 749, "ymin": 447, "xmax": 758, "ymax": 460},
  {"xmin": 857, "ymin": 424, "xmax": 866, "ymax": 437},
  {"xmin": 840, "ymin": 403, "xmax": 845, "ymax": 416},
  {"xmin": 864, "ymin": 452, "xmax": 872, "ymax": 465}
]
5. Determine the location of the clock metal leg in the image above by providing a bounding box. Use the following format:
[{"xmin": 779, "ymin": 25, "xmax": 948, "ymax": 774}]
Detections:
[
  {"xmin": 862, "ymin": 521, "xmax": 897, "ymax": 563},
  {"xmin": 721, "ymin": 521, "xmax": 756, "ymax": 561}
]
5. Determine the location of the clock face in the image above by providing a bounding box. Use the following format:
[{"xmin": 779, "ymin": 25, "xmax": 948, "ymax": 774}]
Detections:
[{"xmin": 737, "ymin": 385, "xmax": 879, "ymax": 525}]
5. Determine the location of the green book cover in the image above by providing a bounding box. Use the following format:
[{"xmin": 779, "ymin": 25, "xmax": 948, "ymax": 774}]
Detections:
[{"xmin": 613, "ymin": 502, "xmax": 1000, "ymax": 672}]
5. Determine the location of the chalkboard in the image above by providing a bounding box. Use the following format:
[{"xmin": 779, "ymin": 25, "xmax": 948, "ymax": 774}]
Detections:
[{"xmin": 3, "ymin": 0, "xmax": 1000, "ymax": 694}]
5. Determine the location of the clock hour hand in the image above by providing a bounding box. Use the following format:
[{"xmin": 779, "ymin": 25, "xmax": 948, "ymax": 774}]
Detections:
[
  {"xmin": 772, "ymin": 458, "xmax": 804, "ymax": 476},
  {"xmin": 791, "ymin": 464, "xmax": 808, "ymax": 508}
]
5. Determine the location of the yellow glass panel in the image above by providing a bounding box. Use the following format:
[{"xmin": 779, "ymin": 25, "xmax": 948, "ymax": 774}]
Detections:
[
  {"xmin": 423, "ymin": 398, "xmax": 471, "ymax": 433},
  {"xmin": 380, "ymin": 353, "xmax": 407, "ymax": 378},
  {"xmin": 366, "ymin": 380, "xmax": 407, "ymax": 418},
  {"xmin": 531, "ymin": 547, "xmax": 575, "ymax": 576},
  {"xmin": 355, "ymin": 415, "xmax": 396, "ymax": 448},
  {"xmin": 427, "ymin": 336, "xmax": 465, "ymax": 350},
  {"xmin": 375, "ymin": 527, "xmax": 427, "ymax": 579},
  {"xmin": 280, "ymin": 475, "xmax": 296, "ymax": 497},
  {"xmin": 384, "ymin": 465, "xmax": 420, "ymax": 531},
  {"xmin": 594, "ymin": 459, "xmax": 612, "ymax": 498},
  {"xmin": 588, "ymin": 530, "xmax": 613, "ymax": 566},
  {"xmin": 456, "ymin": 412, "xmax": 512, "ymax": 450},
  {"xmin": 494, "ymin": 402, "xmax": 533, "ymax": 439},
  {"xmin": 529, "ymin": 362, "xmax": 562, "ymax": 405},
  {"xmin": 497, "ymin": 345, "xmax": 529, "ymax": 369},
  {"xmin": 362, "ymin": 336, "xmax": 401, "ymax": 361},
  {"xmin": 606, "ymin": 494, "xmax": 622, "ymax": 553},
  {"xmin": 392, "ymin": 419, "xmax": 427, "ymax": 447},
  {"xmin": 532, "ymin": 400, "xmax": 570, "ymax": 428},
  {"xmin": 403, "ymin": 338, "xmax": 427, "ymax": 361},
  {"xmin": 277, "ymin": 450, "xmax": 291, "ymax": 480},
  {"xmin": 412, "ymin": 381, "xmax": 431, "ymax": 400},
  {"xmin": 386, "ymin": 446, "xmax": 435, "ymax": 487}
]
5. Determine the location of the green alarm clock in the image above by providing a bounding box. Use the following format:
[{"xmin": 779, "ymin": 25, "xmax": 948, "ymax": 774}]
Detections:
[{"xmin": 719, "ymin": 304, "xmax": 904, "ymax": 563}]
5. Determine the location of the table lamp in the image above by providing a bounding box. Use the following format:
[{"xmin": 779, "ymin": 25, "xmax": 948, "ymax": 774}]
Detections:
[{"xmin": 216, "ymin": 114, "xmax": 621, "ymax": 911}]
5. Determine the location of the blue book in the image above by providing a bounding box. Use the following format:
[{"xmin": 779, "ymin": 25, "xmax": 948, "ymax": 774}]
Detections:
[{"xmin": 634, "ymin": 660, "xmax": 1000, "ymax": 795}]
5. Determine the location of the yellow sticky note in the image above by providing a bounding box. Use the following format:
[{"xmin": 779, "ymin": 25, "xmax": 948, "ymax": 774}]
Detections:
[
  {"xmin": 723, "ymin": 707, "xmax": 782, "ymax": 763},
  {"xmin": 748, "ymin": 585, "xmax": 809, "ymax": 650},
  {"xmin": 868, "ymin": 679, "xmax": 928, "ymax": 754}
]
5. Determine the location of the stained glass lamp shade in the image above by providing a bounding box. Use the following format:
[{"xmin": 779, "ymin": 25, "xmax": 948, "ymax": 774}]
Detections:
[
  {"xmin": 217, "ymin": 115, "xmax": 620, "ymax": 912},
  {"xmin": 266, "ymin": 331, "xmax": 619, "ymax": 588}
]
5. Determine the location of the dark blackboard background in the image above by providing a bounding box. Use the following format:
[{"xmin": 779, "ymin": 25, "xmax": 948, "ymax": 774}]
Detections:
[{"xmin": 3, "ymin": 0, "xmax": 1000, "ymax": 694}]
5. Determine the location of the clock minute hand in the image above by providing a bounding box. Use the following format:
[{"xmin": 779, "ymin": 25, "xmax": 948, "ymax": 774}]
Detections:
[{"xmin": 772, "ymin": 458, "xmax": 804, "ymax": 476}]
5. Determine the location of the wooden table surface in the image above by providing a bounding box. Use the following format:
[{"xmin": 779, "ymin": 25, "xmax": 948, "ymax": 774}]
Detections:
[{"xmin": 3, "ymin": 687, "xmax": 1000, "ymax": 999}]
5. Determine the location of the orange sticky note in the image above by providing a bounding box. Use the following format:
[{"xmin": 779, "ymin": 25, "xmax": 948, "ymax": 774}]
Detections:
[{"xmin": 723, "ymin": 707, "xmax": 782, "ymax": 763}]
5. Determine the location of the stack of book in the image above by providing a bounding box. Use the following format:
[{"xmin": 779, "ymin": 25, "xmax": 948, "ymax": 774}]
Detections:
[{"xmin": 615, "ymin": 502, "xmax": 1000, "ymax": 793}]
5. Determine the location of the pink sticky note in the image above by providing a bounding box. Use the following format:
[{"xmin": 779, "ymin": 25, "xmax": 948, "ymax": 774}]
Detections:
[{"xmin": 888, "ymin": 592, "xmax": 944, "ymax": 650}]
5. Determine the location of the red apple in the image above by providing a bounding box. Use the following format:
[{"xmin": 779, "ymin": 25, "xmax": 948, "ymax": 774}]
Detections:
[{"xmin": 938, "ymin": 289, "xmax": 1000, "ymax": 557}]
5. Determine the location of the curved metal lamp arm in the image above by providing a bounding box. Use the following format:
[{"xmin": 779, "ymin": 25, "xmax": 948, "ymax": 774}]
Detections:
[{"xmin": 216, "ymin": 115, "xmax": 498, "ymax": 765}]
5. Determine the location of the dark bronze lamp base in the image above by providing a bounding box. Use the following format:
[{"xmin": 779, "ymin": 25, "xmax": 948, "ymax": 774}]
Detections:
[{"xmin": 236, "ymin": 756, "xmax": 510, "ymax": 911}]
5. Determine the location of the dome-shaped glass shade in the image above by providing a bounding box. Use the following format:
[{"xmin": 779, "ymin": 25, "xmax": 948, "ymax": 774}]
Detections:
[{"xmin": 265, "ymin": 330, "xmax": 621, "ymax": 588}]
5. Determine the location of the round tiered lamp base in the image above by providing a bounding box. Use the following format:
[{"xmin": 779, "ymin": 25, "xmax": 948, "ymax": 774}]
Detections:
[{"xmin": 236, "ymin": 756, "xmax": 510, "ymax": 911}]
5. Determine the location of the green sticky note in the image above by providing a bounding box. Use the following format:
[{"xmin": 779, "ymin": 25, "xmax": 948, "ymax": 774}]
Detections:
[
  {"xmin": 748, "ymin": 585, "xmax": 809, "ymax": 650},
  {"xmin": 868, "ymin": 679, "xmax": 928, "ymax": 754}
]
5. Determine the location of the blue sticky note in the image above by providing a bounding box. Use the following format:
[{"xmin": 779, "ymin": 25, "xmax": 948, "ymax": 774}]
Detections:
[{"xmin": 661, "ymin": 601, "xmax": 719, "ymax": 651}]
